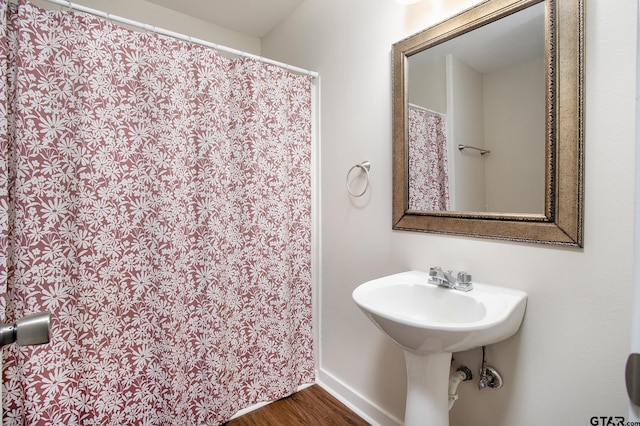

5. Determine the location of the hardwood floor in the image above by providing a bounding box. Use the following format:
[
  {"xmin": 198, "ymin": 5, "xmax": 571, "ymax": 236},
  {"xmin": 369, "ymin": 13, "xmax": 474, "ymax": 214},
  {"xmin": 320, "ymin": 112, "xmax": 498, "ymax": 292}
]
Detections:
[{"xmin": 223, "ymin": 385, "xmax": 370, "ymax": 425}]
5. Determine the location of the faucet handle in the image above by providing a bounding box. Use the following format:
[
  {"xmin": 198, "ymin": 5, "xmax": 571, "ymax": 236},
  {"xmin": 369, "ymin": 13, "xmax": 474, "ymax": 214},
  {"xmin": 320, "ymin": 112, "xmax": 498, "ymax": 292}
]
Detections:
[
  {"xmin": 455, "ymin": 271, "xmax": 473, "ymax": 291},
  {"xmin": 457, "ymin": 271, "xmax": 472, "ymax": 283},
  {"xmin": 429, "ymin": 266, "xmax": 442, "ymax": 276},
  {"xmin": 428, "ymin": 266, "xmax": 445, "ymax": 286}
]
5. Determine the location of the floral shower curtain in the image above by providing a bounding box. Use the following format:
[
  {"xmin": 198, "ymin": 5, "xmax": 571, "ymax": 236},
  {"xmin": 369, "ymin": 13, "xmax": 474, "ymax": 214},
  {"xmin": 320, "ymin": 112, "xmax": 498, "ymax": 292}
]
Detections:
[
  {"xmin": 408, "ymin": 105, "xmax": 450, "ymax": 211},
  {"xmin": 0, "ymin": 1, "xmax": 314, "ymax": 424}
]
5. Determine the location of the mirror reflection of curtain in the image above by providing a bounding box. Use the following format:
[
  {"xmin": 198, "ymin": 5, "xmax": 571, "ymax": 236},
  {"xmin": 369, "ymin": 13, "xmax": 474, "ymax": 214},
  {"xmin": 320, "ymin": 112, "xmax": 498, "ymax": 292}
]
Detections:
[{"xmin": 408, "ymin": 105, "xmax": 450, "ymax": 211}]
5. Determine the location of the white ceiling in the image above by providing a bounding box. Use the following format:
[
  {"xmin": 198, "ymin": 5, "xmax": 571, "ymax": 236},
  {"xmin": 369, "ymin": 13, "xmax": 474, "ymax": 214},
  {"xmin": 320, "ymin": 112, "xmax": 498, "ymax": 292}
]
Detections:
[{"xmin": 145, "ymin": 0, "xmax": 304, "ymax": 38}]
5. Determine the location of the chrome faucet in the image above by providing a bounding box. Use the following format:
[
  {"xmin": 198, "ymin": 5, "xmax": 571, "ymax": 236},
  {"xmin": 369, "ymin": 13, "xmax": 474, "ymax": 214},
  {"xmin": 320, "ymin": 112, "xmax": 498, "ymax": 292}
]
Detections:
[
  {"xmin": 428, "ymin": 266, "xmax": 473, "ymax": 292},
  {"xmin": 428, "ymin": 267, "xmax": 456, "ymax": 288}
]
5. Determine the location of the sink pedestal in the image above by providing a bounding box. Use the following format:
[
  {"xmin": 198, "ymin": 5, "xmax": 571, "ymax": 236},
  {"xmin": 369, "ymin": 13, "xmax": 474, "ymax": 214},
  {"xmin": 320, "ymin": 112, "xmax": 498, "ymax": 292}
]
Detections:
[{"xmin": 404, "ymin": 351, "xmax": 452, "ymax": 426}]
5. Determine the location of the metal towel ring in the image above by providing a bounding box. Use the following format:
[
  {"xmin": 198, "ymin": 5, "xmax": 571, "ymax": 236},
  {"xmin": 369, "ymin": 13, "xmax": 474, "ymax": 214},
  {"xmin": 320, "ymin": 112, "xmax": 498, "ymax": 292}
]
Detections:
[{"xmin": 346, "ymin": 161, "xmax": 371, "ymax": 197}]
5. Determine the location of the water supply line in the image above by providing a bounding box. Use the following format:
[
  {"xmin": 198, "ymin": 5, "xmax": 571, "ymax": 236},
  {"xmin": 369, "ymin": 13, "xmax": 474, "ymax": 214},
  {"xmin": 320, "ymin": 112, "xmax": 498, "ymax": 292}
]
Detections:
[
  {"xmin": 478, "ymin": 346, "xmax": 503, "ymax": 390},
  {"xmin": 448, "ymin": 365, "xmax": 473, "ymax": 410}
]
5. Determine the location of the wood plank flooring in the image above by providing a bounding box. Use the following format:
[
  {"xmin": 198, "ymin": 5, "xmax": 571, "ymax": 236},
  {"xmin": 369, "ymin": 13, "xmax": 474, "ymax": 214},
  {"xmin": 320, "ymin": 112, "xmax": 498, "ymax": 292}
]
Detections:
[{"xmin": 223, "ymin": 385, "xmax": 370, "ymax": 425}]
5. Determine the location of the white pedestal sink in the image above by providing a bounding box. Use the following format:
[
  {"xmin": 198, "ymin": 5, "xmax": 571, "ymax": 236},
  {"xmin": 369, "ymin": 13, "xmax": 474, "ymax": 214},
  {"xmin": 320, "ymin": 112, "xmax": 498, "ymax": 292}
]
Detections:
[{"xmin": 352, "ymin": 270, "xmax": 527, "ymax": 426}]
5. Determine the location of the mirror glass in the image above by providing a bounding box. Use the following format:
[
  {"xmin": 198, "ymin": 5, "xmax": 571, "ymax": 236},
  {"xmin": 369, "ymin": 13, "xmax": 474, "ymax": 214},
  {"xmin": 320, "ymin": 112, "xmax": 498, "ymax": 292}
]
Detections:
[
  {"xmin": 407, "ymin": 3, "xmax": 545, "ymax": 214},
  {"xmin": 392, "ymin": 0, "xmax": 584, "ymax": 246}
]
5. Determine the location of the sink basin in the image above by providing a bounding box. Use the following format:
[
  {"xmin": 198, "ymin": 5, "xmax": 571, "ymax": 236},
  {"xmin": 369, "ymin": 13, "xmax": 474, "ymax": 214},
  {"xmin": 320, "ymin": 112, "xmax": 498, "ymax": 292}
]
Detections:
[
  {"xmin": 352, "ymin": 270, "xmax": 527, "ymax": 355},
  {"xmin": 352, "ymin": 270, "xmax": 527, "ymax": 426}
]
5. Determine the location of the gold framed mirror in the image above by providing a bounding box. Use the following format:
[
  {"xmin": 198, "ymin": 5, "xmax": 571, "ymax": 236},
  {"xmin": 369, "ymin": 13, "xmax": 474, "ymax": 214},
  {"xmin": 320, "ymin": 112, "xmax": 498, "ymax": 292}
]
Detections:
[{"xmin": 392, "ymin": 0, "xmax": 584, "ymax": 247}]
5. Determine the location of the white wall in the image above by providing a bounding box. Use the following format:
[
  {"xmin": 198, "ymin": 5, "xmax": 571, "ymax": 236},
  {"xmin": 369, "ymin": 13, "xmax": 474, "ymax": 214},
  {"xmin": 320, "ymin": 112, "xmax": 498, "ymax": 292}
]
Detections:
[
  {"xmin": 450, "ymin": 55, "xmax": 486, "ymax": 212},
  {"xmin": 30, "ymin": 0, "xmax": 261, "ymax": 54},
  {"xmin": 264, "ymin": 0, "xmax": 637, "ymax": 425},
  {"xmin": 633, "ymin": 2, "xmax": 640, "ymax": 420},
  {"xmin": 408, "ymin": 57, "xmax": 447, "ymax": 113},
  {"xmin": 484, "ymin": 56, "xmax": 545, "ymax": 213}
]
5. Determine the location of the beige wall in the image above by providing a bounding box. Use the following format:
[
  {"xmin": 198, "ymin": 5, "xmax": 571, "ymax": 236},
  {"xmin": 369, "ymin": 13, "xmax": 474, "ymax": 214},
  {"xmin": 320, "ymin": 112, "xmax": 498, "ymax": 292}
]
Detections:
[{"xmin": 264, "ymin": 0, "xmax": 636, "ymax": 425}]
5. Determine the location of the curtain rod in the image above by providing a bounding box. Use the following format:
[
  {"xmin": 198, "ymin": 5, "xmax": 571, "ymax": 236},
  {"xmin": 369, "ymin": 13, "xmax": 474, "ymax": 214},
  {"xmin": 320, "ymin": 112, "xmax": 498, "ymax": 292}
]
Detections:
[
  {"xmin": 408, "ymin": 103, "xmax": 445, "ymax": 117},
  {"xmin": 36, "ymin": 0, "xmax": 319, "ymax": 79}
]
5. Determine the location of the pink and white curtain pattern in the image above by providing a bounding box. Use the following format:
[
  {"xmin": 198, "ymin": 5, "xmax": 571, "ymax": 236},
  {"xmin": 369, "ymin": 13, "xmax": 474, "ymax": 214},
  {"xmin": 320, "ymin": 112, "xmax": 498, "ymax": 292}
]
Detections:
[
  {"xmin": 408, "ymin": 105, "xmax": 450, "ymax": 211},
  {"xmin": 0, "ymin": 1, "xmax": 314, "ymax": 424}
]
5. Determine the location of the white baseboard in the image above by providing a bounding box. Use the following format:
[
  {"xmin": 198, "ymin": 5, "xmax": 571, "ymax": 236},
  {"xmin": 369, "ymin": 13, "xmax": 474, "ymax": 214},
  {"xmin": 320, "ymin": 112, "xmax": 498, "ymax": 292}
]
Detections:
[{"xmin": 316, "ymin": 368, "xmax": 402, "ymax": 426}]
